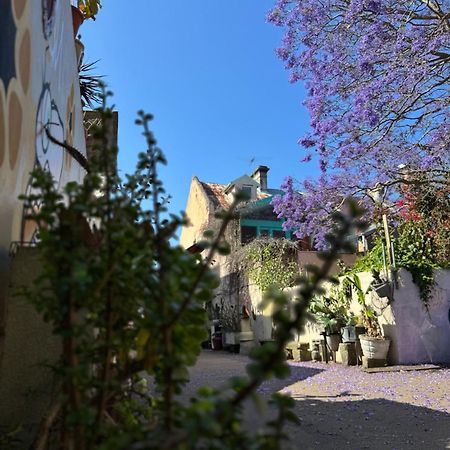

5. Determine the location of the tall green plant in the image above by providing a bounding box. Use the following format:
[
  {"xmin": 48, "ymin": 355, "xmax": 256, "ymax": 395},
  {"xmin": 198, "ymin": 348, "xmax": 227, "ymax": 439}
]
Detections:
[{"xmin": 22, "ymin": 95, "xmax": 364, "ymax": 449}]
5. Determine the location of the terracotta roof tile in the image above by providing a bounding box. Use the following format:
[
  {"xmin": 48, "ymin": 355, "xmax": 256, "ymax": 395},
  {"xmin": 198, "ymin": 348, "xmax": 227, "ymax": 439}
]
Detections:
[
  {"xmin": 201, "ymin": 182, "xmax": 230, "ymax": 209},
  {"xmin": 201, "ymin": 182, "xmax": 273, "ymax": 211}
]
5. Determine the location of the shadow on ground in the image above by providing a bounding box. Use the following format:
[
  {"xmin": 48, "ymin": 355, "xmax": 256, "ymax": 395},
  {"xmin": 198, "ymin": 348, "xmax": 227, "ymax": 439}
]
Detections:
[
  {"xmin": 154, "ymin": 352, "xmax": 450, "ymax": 449},
  {"xmin": 282, "ymin": 397, "xmax": 450, "ymax": 450},
  {"xmin": 182, "ymin": 351, "xmax": 324, "ymax": 395}
]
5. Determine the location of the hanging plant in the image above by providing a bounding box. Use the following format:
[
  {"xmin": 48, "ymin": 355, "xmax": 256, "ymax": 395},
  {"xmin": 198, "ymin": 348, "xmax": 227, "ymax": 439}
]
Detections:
[
  {"xmin": 237, "ymin": 238, "xmax": 299, "ymax": 293},
  {"xmin": 78, "ymin": 60, "xmax": 104, "ymax": 108}
]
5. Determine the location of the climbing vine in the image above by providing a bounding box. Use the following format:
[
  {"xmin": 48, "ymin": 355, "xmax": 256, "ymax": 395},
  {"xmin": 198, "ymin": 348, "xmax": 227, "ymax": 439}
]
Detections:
[
  {"xmin": 240, "ymin": 238, "xmax": 299, "ymax": 293},
  {"xmin": 344, "ymin": 225, "xmax": 445, "ymax": 305},
  {"xmin": 394, "ymin": 221, "xmax": 438, "ymax": 305}
]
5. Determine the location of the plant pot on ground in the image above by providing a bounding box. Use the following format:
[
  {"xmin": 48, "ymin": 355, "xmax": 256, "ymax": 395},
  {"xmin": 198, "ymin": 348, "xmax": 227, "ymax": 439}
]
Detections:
[
  {"xmin": 218, "ymin": 301, "xmax": 241, "ymax": 352},
  {"xmin": 359, "ymin": 335, "xmax": 390, "ymax": 359},
  {"xmin": 325, "ymin": 333, "xmax": 341, "ymax": 352},
  {"xmin": 309, "ymin": 290, "xmax": 350, "ymax": 353},
  {"xmin": 359, "ymin": 306, "xmax": 390, "ymax": 360},
  {"xmin": 212, "ymin": 333, "xmax": 223, "ymax": 351},
  {"xmin": 341, "ymin": 316, "xmax": 358, "ymax": 343},
  {"xmin": 224, "ymin": 331, "xmax": 240, "ymax": 353}
]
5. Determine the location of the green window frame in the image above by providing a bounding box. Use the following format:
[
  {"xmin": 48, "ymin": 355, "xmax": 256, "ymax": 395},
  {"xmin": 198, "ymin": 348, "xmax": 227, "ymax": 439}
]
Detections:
[{"xmin": 240, "ymin": 219, "xmax": 292, "ymax": 239}]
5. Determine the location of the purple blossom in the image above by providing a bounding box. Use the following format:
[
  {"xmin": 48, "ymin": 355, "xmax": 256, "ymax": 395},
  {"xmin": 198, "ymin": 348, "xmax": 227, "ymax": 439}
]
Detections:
[{"xmin": 268, "ymin": 0, "xmax": 450, "ymax": 243}]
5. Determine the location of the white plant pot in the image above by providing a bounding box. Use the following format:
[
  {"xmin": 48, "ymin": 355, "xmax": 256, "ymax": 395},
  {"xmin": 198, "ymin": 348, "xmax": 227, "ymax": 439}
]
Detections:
[
  {"xmin": 359, "ymin": 335, "xmax": 390, "ymax": 359},
  {"xmin": 240, "ymin": 331, "xmax": 254, "ymax": 342},
  {"xmin": 224, "ymin": 331, "xmax": 240, "ymax": 345}
]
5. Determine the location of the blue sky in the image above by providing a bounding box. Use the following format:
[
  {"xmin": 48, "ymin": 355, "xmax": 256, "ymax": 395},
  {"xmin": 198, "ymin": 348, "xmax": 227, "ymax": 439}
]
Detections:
[{"xmin": 81, "ymin": 1, "xmax": 316, "ymax": 224}]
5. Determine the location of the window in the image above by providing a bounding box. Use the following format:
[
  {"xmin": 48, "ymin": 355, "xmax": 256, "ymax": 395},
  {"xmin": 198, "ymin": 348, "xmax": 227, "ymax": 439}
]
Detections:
[
  {"xmin": 241, "ymin": 226, "xmax": 257, "ymax": 244},
  {"xmin": 240, "ymin": 220, "xmax": 292, "ymax": 242},
  {"xmin": 273, "ymin": 230, "xmax": 285, "ymax": 239},
  {"xmin": 238, "ymin": 185, "xmax": 253, "ymax": 200}
]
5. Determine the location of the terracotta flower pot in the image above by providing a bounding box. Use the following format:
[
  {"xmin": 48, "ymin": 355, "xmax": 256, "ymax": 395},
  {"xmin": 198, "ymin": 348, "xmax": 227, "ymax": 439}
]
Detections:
[{"xmin": 71, "ymin": 5, "xmax": 84, "ymax": 38}]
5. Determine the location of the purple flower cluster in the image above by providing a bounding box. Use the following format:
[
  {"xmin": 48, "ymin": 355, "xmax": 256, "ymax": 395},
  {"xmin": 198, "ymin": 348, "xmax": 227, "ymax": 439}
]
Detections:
[{"xmin": 268, "ymin": 0, "xmax": 450, "ymax": 244}]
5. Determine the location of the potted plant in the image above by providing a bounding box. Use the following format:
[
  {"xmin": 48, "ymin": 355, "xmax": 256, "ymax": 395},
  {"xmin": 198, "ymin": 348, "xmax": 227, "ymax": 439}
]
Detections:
[
  {"xmin": 359, "ymin": 307, "xmax": 390, "ymax": 360},
  {"xmin": 71, "ymin": 1, "xmax": 102, "ymax": 37},
  {"xmin": 78, "ymin": 61, "xmax": 104, "ymax": 108},
  {"xmin": 309, "ymin": 288, "xmax": 349, "ymax": 353},
  {"xmin": 324, "ymin": 319, "xmax": 342, "ymax": 353}
]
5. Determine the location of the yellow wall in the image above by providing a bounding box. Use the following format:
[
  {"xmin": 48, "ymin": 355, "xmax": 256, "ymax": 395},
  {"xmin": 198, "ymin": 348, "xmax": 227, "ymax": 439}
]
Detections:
[{"xmin": 179, "ymin": 177, "xmax": 212, "ymax": 249}]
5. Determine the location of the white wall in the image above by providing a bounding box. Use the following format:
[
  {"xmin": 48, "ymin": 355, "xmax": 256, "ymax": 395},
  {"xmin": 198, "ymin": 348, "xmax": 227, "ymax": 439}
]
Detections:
[
  {"xmin": 376, "ymin": 269, "xmax": 450, "ymax": 364},
  {"xmin": 266, "ymin": 269, "xmax": 450, "ymax": 365}
]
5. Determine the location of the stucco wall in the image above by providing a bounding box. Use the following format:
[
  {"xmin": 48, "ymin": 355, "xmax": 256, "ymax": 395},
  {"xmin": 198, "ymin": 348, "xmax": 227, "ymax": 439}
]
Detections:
[
  {"xmin": 295, "ymin": 269, "xmax": 450, "ymax": 364},
  {"xmin": 340, "ymin": 270, "xmax": 450, "ymax": 364},
  {"xmin": 0, "ymin": 0, "xmax": 87, "ymax": 332},
  {"xmin": 0, "ymin": 0, "xmax": 86, "ymax": 252},
  {"xmin": 0, "ymin": 248, "xmax": 60, "ymax": 445},
  {"xmin": 297, "ymin": 251, "xmax": 356, "ymax": 277},
  {"xmin": 180, "ymin": 177, "xmax": 212, "ymax": 249},
  {"xmin": 373, "ymin": 269, "xmax": 450, "ymax": 364}
]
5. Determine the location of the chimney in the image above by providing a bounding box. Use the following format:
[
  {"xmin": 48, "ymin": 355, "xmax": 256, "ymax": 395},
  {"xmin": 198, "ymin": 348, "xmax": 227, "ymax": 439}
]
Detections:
[{"xmin": 251, "ymin": 165, "xmax": 269, "ymax": 190}]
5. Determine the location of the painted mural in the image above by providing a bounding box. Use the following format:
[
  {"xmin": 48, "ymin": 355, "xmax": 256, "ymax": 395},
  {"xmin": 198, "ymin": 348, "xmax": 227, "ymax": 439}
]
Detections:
[{"xmin": 0, "ymin": 0, "xmax": 86, "ymax": 250}]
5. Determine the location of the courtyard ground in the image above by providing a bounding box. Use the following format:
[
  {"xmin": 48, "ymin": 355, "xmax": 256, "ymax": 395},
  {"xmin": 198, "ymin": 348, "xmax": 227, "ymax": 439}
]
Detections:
[{"xmin": 181, "ymin": 351, "xmax": 450, "ymax": 450}]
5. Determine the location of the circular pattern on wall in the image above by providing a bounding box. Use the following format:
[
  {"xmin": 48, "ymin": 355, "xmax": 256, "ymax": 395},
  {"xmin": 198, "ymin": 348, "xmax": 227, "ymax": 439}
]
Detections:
[
  {"xmin": 8, "ymin": 89, "xmax": 22, "ymax": 170},
  {"xmin": 18, "ymin": 29, "xmax": 31, "ymax": 95},
  {"xmin": 35, "ymin": 84, "xmax": 64, "ymax": 185},
  {"xmin": 13, "ymin": 0, "xmax": 27, "ymax": 22}
]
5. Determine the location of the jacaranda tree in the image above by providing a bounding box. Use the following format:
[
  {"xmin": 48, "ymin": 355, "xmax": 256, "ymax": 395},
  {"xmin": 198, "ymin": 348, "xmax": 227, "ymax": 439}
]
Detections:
[{"xmin": 268, "ymin": 0, "xmax": 450, "ymax": 248}]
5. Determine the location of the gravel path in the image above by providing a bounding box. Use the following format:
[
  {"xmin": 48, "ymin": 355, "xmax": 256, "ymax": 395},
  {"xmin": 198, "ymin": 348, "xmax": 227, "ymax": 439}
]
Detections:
[{"xmin": 182, "ymin": 351, "xmax": 450, "ymax": 450}]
